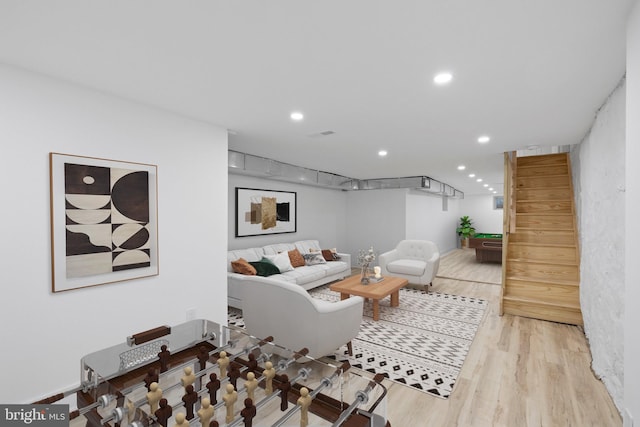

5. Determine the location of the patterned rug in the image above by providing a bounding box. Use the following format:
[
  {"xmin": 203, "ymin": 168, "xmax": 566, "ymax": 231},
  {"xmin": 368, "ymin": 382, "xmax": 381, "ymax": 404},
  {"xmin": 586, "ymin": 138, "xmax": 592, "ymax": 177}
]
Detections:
[{"xmin": 228, "ymin": 285, "xmax": 487, "ymax": 399}]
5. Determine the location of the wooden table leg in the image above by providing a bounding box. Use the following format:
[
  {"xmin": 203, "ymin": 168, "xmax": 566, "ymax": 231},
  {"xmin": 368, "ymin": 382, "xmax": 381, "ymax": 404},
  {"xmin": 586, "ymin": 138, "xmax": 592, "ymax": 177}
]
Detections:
[
  {"xmin": 390, "ymin": 290, "xmax": 399, "ymax": 307},
  {"xmin": 372, "ymin": 300, "xmax": 380, "ymax": 321},
  {"xmin": 340, "ymin": 293, "xmax": 349, "ymax": 300}
]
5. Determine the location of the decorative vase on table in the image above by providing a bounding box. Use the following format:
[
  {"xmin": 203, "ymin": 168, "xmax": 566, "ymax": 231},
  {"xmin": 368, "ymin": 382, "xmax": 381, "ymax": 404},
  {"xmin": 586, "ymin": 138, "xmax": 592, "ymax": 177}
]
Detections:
[{"xmin": 358, "ymin": 247, "xmax": 376, "ymax": 284}]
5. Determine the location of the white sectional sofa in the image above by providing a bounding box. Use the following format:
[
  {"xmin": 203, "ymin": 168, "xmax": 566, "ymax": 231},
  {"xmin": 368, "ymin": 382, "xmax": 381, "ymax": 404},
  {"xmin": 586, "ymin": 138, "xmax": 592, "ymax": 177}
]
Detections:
[{"xmin": 227, "ymin": 239, "xmax": 352, "ymax": 309}]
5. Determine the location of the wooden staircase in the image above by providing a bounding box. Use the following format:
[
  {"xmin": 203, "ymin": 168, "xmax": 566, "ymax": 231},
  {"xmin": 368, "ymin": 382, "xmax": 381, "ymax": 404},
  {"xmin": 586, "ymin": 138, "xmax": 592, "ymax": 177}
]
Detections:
[{"xmin": 501, "ymin": 153, "xmax": 583, "ymax": 325}]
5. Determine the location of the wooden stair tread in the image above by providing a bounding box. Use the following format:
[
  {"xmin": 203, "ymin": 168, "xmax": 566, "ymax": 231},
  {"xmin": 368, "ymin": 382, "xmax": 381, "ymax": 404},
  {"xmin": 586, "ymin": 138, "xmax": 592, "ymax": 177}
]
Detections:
[
  {"xmin": 507, "ymin": 257, "xmax": 578, "ymax": 267},
  {"xmin": 508, "ymin": 242, "xmax": 576, "ymax": 248},
  {"xmin": 515, "ymin": 227, "xmax": 575, "ymax": 232},
  {"xmin": 502, "ymin": 295, "xmax": 581, "ymax": 311},
  {"xmin": 505, "ymin": 275, "xmax": 579, "ymax": 287},
  {"xmin": 516, "ymin": 200, "xmax": 573, "ymax": 204},
  {"xmin": 517, "ymin": 173, "xmax": 570, "ymax": 177},
  {"xmin": 516, "ymin": 212, "xmax": 573, "ymax": 216}
]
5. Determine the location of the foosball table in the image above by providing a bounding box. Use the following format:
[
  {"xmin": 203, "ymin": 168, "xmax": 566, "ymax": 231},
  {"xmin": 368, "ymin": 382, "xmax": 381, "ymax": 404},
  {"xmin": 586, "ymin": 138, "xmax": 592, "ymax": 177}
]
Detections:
[{"xmin": 34, "ymin": 319, "xmax": 389, "ymax": 427}]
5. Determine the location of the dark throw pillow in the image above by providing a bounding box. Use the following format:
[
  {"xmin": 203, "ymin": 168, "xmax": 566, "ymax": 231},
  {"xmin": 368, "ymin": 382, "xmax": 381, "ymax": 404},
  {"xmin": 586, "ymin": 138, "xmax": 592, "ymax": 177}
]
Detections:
[
  {"xmin": 321, "ymin": 249, "xmax": 335, "ymax": 261},
  {"xmin": 249, "ymin": 261, "xmax": 281, "ymax": 277}
]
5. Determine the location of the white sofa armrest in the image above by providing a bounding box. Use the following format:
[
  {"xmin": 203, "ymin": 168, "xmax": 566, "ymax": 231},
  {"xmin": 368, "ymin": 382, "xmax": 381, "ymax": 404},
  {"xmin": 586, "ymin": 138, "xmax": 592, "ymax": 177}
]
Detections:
[{"xmin": 337, "ymin": 252, "xmax": 351, "ymax": 268}]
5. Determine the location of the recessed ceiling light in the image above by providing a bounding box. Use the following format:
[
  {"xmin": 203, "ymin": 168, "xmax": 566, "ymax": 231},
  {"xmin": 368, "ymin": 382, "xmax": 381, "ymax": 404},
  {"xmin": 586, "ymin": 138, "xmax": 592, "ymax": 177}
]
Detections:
[
  {"xmin": 477, "ymin": 135, "xmax": 490, "ymax": 144},
  {"xmin": 476, "ymin": 178, "xmax": 483, "ymax": 182},
  {"xmin": 378, "ymin": 150, "xmax": 388, "ymax": 157},
  {"xmin": 489, "ymin": 187, "xmax": 494, "ymax": 191},
  {"xmin": 483, "ymin": 184, "xmax": 488, "ymax": 187},
  {"xmin": 493, "ymin": 191, "xmax": 497, "ymax": 194},
  {"xmin": 433, "ymin": 72, "xmax": 453, "ymax": 85},
  {"xmin": 457, "ymin": 165, "xmax": 466, "ymax": 170},
  {"xmin": 468, "ymin": 173, "xmax": 475, "ymax": 178},
  {"xmin": 290, "ymin": 111, "xmax": 304, "ymax": 121}
]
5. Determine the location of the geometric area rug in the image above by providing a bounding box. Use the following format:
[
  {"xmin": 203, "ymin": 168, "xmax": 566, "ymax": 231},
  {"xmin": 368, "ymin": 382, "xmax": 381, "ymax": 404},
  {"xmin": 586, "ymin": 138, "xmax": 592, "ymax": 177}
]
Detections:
[{"xmin": 228, "ymin": 285, "xmax": 487, "ymax": 400}]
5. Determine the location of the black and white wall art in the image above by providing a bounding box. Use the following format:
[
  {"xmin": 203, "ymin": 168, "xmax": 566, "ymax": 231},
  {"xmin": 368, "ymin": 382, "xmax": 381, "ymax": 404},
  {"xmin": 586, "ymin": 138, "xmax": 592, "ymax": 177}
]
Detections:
[{"xmin": 50, "ymin": 153, "xmax": 158, "ymax": 292}]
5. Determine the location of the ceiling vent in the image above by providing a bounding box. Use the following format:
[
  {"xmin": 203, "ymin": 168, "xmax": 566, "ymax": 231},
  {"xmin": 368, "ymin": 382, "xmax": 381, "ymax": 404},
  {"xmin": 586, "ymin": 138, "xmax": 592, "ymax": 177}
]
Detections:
[{"xmin": 307, "ymin": 130, "xmax": 336, "ymax": 138}]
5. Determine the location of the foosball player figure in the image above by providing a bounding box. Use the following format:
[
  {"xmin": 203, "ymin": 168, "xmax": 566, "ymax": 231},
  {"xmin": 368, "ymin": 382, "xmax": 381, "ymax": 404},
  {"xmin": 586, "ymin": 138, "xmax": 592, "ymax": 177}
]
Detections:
[
  {"xmin": 173, "ymin": 412, "xmax": 188, "ymax": 427},
  {"xmin": 181, "ymin": 366, "xmax": 196, "ymax": 389},
  {"xmin": 144, "ymin": 368, "xmax": 159, "ymax": 391},
  {"xmin": 209, "ymin": 421, "xmax": 219, "ymax": 427},
  {"xmin": 146, "ymin": 382, "xmax": 163, "ymax": 413},
  {"xmin": 263, "ymin": 361, "xmax": 276, "ymax": 395},
  {"xmin": 246, "ymin": 353, "xmax": 258, "ymax": 375},
  {"xmin": 228, "ymin": 362, "xmax": 242, "ymax": 390},
  {"xmin": 297, "ymin": 387, "xmax": 313, "ymax": 427},
  {"xmin": 197, "ymin": 346, "xmax": 210, "ymax": 371},
  {"xmin": 279, "ymin": 374, "xmax": 292, "ymax": 411},
  {"xmin": 125, "ymin": 400, "xmax": 135, "ymax": 425},
  {"xmin": 158, "ymin": 345, "xmax": 171, "ymax": 373},
  {"xmin": 182, "ymin": 384, "xmax": 198, "ymax": 420},
  {"xmin": 240, "ymin": 398, "xmax": 256, "ymax": 427},
  {"xmin": 154, "ymin": 398, "xmax": 172, "ymax": 427},
  {"xmin": 244, "ymin": 372, "xmax": 258, "ymax": 402},
  {"xmin": 222, "ymin": 383, "xmax": 238, "ymax": 424},
  {"xmin": 197, "ymin": 397, "xmax": 215, "ymax": 427},
  {"xmin": 206, "ymin": 373, "xmax": 221, "ymax": 404},
  {"xmin": 217, "ymin": 351, "xmax": 230, "ymax": 377}
]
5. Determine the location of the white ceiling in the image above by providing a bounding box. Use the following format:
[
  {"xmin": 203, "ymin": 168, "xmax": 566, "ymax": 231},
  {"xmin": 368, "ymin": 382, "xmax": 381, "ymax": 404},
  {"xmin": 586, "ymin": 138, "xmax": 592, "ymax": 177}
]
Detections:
[{"xmin": 0, "ymin": 1, "xmax": 634, "ymax": 195}]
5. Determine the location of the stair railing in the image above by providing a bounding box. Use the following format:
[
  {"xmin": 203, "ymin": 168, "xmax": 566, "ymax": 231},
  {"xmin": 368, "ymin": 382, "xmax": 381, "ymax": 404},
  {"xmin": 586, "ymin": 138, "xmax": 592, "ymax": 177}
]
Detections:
[{"xmin": 500, "ymin": 151, "xmax": 517, "ymax": 315}]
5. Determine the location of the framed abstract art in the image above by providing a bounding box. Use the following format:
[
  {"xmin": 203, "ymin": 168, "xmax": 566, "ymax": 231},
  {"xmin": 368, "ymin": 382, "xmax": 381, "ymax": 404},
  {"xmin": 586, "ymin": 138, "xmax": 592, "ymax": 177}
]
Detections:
[
  {"xmin": 235, "ymin": 187, "xmax": 297, "ymax": 237},
  {"xmin": 49, "ymin": 153, "xmax": 159, "ymax": 292}
]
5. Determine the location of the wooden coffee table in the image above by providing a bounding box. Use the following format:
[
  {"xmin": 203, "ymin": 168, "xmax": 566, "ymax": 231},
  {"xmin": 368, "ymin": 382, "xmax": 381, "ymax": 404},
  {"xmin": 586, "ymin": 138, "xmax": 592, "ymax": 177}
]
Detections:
[{"xmin": 329, "ymin": 275, "xmax": 409, "ymax": 321}]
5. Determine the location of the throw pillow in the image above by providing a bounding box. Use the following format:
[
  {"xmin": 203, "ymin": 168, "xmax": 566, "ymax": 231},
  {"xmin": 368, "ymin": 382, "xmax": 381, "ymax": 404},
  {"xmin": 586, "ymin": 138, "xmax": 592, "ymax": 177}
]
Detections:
[
  {"xmin": 263, "ymin": 253, "xmax": 294, "ymax": 273},
  {"xmin": 231, "ymin": 258, "xmax": 257, "ymax": 275},
  {"xmin": 321, "ymin": 249, "xmax": 335, "ymax": 262},
  {"xmin": 288, "ymin": 249, "xmax": 305, "ymax": 268},
  {"xmin": 303, "ymin": 253, "xmax": 327, "ymax": 266},
  {"xmin": 249, "ymin": 261, "xmax": 280, "ymax": 277}
]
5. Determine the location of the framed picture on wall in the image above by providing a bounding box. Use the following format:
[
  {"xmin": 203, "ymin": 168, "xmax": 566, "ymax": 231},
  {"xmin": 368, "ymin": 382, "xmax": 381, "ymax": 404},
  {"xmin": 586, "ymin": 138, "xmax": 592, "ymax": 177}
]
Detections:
[
  {"xmin": 493, "ymin": 195, "xmax": 504, "ymax": 209},
  {"xmin": 235, "ymin": 187, "xmax": 297, "ymax": 237},
  {"xmin": 50, "ymin": 153, "xmax": 159, "ymax": 292}
]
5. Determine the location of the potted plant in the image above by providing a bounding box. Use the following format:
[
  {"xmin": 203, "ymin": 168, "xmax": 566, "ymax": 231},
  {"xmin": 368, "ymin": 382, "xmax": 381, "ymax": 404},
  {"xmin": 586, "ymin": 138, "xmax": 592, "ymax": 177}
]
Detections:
[{"xmin": 456, "ymin": 216, "xmax": 476, "ymax": 248}]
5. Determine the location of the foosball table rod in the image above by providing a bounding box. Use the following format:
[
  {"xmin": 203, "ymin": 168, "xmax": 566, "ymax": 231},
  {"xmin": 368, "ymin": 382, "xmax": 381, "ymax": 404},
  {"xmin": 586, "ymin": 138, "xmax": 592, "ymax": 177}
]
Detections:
[
  {"xmin": 271, "ymin": 362, "xmax": 350, "ymax": 427},
  {"xmin": 32, "ymin": 380, "xmax": 99, "ymax": 405},
  {"xmin": 331, "ymin": 374, "xmax": 385, "ymax": 427}
]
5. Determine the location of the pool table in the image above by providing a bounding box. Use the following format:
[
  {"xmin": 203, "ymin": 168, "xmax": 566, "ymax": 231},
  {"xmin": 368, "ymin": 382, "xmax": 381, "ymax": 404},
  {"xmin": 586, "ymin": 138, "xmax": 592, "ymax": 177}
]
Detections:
[{"xmin": 468, "ymin": 233, "xmax": 503, "ymax": 263}]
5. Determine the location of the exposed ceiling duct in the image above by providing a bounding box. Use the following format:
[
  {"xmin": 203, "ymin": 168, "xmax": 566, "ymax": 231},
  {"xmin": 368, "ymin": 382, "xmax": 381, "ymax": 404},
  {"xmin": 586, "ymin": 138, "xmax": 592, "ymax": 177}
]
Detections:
[{"xmin": 228, "ymin": 150, "xmax": 464, "ymax": 198}]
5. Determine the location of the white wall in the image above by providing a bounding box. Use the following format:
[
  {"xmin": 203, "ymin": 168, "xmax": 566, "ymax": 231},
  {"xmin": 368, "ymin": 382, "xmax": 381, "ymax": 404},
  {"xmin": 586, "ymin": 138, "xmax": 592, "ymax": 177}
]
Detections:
[
  {"xmin": 459, "ymin": 194, "xmax": 503, "ymax": 235},
  {"xmin": 345, "ymin": 189, "xmax": 407, "ymax": 262},
  {"xmin": 625, "ymin": 2, "xmax": 640, "ymax": 425},
  {"xmin": 227, "ymin": 174, "xmax": 348, "ymax": 252},
  {"xmin": 0, "ymin": 65, "xmax": 229, "ymax": 403},
  {"xmin": 573, "ymin": 78, "xmax": 626, "ymax": 412},
  {"xmin": 406, "ymin": 191, "xmax": 461, "ymax": 254}
]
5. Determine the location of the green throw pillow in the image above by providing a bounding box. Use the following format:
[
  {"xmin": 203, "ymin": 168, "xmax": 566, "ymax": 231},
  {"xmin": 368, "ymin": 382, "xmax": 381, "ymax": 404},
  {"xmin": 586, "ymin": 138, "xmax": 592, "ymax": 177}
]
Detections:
[{"xmin": 249, "ymin": 261, "xmax": 281, "ymax": 277}]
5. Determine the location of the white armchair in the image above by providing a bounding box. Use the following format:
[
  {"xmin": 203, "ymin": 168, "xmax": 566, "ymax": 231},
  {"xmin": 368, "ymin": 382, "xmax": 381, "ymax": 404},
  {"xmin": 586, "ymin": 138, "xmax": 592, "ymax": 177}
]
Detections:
[
  {"xmin": 378, "ymin": 240, "xmax": 440, "ymax": 291},
  {"xmin": 238, "ymin": 275, "xmax": 364, "ymax": 359}
]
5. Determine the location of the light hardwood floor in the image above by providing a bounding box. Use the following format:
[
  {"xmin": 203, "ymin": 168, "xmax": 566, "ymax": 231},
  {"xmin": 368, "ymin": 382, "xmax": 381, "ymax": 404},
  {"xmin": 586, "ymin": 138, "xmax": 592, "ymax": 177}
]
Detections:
[{"xmin": 376, "ymin": 250, "xmax": 620, "ymax": 427}]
